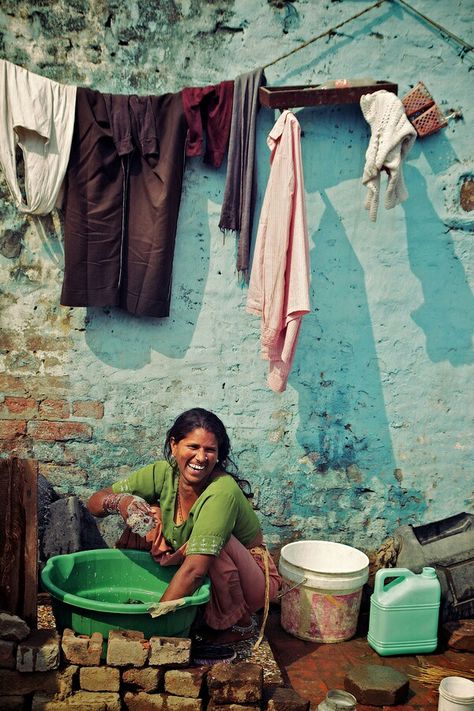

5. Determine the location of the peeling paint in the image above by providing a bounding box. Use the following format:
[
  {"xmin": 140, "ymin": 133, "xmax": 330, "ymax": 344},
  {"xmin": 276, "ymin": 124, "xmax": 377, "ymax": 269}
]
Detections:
[{"xmin": 0, "ymin": 0, "xmax": 472, "ymax": 551}]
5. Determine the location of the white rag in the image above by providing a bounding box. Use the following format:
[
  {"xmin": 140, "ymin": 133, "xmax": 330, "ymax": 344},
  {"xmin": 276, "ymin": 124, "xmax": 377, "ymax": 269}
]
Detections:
[{"xmin": 360, "ymin": 90, "xmax": 416, "ymax": 222}]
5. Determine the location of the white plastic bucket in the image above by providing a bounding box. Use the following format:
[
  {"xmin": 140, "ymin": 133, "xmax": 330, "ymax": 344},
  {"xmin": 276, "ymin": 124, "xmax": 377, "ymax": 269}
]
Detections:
[
  {"xmin": 438, "ymin": 677, "xmax": 474, "ymax": 711},
  {"xmin": 279, "ymin": 540, "xmax": 369, "ymax": 643}
]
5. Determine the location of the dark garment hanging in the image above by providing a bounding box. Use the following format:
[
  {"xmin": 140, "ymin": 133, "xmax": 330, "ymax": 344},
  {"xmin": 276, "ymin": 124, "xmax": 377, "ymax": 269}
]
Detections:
[
  {"xmin": 181, "ymin": 80, "xmax": 234, "ymax": 168},
  {"xmin": 60, "ymin": 87, "xmax": 188, "ymax": 317},
  {"xmin": 219, "ymin": 68, "xmax": 266, "ymax": 277}
]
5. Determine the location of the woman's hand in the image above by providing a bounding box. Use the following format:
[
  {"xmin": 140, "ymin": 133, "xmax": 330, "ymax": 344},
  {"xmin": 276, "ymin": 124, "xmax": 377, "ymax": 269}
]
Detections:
[{"xmin": 87, "ymin": 487, "xmax": 154, "ymax": 536}]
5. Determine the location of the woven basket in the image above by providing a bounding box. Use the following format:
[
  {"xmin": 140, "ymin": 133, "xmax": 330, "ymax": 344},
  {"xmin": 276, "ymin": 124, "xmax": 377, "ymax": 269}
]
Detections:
[
  {"xmin": 402, "ymin": 81, "xmax": 434, "ymax": 118},
  {"xmin": 411, "ymin": 104, "xmax": 448, "ymax": 137}
]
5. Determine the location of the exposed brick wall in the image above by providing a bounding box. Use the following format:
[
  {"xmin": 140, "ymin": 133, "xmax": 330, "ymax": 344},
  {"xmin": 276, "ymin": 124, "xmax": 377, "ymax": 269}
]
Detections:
[
  {"xmin": 0, "ymin": 0, "xmax": 472, "ymax": 550},
  {"xmin": 0, "ymin": 393, "xmax": 103, "ymax": 489}
]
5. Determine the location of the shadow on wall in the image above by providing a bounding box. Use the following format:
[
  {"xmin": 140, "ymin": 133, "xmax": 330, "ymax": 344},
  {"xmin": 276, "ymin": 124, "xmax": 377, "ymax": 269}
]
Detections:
[
  {"xmin": 402, "ymin": 150, "xmax": 474, "ymax": 366},
  {"xmin": 83, "ymin": 163, "xmax": 221, "ymax": 368},
  {"xmin": 289, "ymin": 105, "xmax": 396, "ymax": 478}
]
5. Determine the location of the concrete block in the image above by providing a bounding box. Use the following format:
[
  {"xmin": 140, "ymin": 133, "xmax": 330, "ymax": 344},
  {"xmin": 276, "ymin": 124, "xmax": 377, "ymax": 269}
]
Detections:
[
  {"xmin": 0, "ymin": 665, "xmax": 77, "ymax": 697},
  {"xmin": 61, "ymin": 628, "xmax": 103, "ymax": 666},
  {"xmin": 165, "ymin": 667, "xmax": 207, "ymax": 698},
  {"xmin": 122, "ymin": 666, "xmax": 163, "ymax": 691},
  {"xmin": 16, "ymin": 629, "xmax": 60, "ymax": 672},
  {"xmin": 106, "ymin": 629, "xmax": 149, "ymax": 667},
  {"xmin": 124, "ymin": 692, "xmax": 202, "ymax": 710},
  {"xmin": 264, "ymin": 685, "xmax": 310, "ymax": 711},
  {"xmin": 149, "ymin": 636, "xmax": 192, "ymax": 666},
  {"xmin": 166, "ymin": 696, "xmax": 203, "ymax": 711},
  {"xmin": 207, "ymin": 662, "xmax": 263, "ymax": 704},
  {"xmin": 68, "ymin": 690, "xmax": 121, "ymax": 709},
  {"xmin": 344, "ymin": 664, "xmax": 409, "ymax": 706},
  {"xmin": 0, "ymin": 639, "xmax": 17, "ymax": 668},
  {"xmin": 0, "ymin": 612, "xmax": 30, "ymax": 642},
  {"xmin": 443, "ymin": 619, "xmax": 474, "ymax": 652},
  {"xmin": 80, "ymin": 665, "xmax": 120, "ymax": 691}
]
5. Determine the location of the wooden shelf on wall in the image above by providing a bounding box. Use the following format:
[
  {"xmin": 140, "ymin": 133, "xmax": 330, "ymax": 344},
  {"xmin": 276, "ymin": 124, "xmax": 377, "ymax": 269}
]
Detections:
[{"xmin": 259, "ymin": 81, "xmax": 398, "ymax": 109}]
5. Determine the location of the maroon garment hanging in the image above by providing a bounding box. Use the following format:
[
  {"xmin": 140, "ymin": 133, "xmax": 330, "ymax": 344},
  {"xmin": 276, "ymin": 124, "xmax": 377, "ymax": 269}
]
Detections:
[{"xmin": 181, "ymin": 80, "xmax": 234, "ymax": 168}]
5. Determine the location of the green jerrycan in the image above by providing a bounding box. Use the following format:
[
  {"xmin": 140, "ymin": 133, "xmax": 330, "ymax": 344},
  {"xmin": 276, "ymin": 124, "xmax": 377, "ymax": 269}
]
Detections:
[{"xmin": 368, "ymin": 567, "xmax": 441, "ymax": 656}]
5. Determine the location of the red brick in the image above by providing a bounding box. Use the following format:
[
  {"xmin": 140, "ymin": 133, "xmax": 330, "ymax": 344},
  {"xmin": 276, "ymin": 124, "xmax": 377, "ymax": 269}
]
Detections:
[
  {"xmin": 0, "ymin": 420, "xmax": 26, "ymax": 439},
  {"xmin": 0, "ymin": 440, "xmax": 31, "ymax": 458},
  {"xmin": 0, "ymin": 375, "xmax": 26, "ymax": 396},
  {"xmin": 27, "ymin": 421, "xmax": 92, "ymax": 441},
  {"xmin": 72, "ymin": 401, "xmax": 104, "ymax": 419},
  {"xmin": 25, "ymin": 334, "xmax": 69, "ymax": 352},
  {"xmin": 39, "ymin": 399, "xmax": 70, "ymax": 419},
  {"xmin": 0, "ymin": 331, "xmax": 16, "ymax": 350},
  {"xmin": 2, "ymin": 397, "xmax": 38, "ymax": 418},
  {"xmin": 26, "ymin": 376, "xmax": 70, "ymax": 400}
]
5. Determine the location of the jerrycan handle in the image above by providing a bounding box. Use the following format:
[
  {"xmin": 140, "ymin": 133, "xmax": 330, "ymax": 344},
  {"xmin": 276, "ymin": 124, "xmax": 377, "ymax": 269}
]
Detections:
[{"xmin": 374, "ymin": 567, "xmax": 414, "ymax": 597}]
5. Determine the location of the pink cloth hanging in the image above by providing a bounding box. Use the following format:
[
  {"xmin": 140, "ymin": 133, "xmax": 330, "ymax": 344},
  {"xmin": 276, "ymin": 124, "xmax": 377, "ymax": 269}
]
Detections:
[{"xmin": 247, "ymin": 110, "xmax": 310, "ymax": 392}]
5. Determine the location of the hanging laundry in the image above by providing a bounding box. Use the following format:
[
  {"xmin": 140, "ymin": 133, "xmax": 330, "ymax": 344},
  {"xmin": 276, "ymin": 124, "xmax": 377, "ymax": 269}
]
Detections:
[
  {"xmin": 0, "ymin": 59, "xmax": 76, "ymax": 215},
  {"xmin": 247, "ymin": 110, "xmax": 310, "ymax": 393},
  {"xmin": 181, "ymin": 81, "xmax": 234, "ymax": 168},
  {"xmin": 360, "ymin": 89, "xmax": 417, "ymax": 222},
  {"xmin": 219, "ymin": 67, "xmax": 266, "ymax": 277},
  {"xmin": 60, "ymin": 88, "xmax": 188, "ymax": 318}
]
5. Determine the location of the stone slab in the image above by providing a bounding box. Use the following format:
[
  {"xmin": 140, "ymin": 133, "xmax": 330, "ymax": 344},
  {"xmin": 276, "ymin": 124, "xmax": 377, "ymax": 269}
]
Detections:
[{"xmin": 344, "ymin": 664, "xmax": 409, "ymax": 706}]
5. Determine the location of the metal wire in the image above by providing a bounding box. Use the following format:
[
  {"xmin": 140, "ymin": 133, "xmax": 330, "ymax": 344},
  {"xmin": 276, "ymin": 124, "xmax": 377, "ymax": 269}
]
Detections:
[
  {"xmin": 394, "ymin": 0, "xmax": 473, "ymax": 55},
  {"xmin": 262, "ymin": 0, "xmax": 472, "ymax": 71},
  {"xmin": 263, "ymin": 0, "xmax": 386, "ymax": 70}
]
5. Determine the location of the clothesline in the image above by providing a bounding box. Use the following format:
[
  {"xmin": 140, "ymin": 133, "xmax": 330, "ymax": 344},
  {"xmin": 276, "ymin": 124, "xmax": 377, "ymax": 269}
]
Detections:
[
  {"xmin": 263, "ymin": 0, "xmax": 472, "ymax": 71},
  {"xmin": 263, "ymin": 0, "xmax": 386, "ymax": 70}
]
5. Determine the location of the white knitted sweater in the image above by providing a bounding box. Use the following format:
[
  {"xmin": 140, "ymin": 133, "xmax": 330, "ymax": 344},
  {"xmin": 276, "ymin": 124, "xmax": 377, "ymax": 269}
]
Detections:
[{"xmin": 360, "ymin": 90, "xmax": 417, "ymax": 222}]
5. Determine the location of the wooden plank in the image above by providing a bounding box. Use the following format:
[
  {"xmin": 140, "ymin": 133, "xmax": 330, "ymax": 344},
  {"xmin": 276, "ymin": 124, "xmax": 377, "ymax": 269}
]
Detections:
[
  {"xmin": 259, "ymin": 81, "xmax": 398, "ymax": 109},
  {"xmin": 0, "ymin": 458, "xmax": 38, "ymax": 628}
]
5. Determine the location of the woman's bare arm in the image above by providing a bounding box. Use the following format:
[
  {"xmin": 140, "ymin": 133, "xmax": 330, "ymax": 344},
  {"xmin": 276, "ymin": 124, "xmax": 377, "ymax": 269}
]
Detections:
[
  {"xmin": 87, "ymin": 486, "xmax": 114, "ymax": 517},
  {"xmin": 160, "ymin": 554, "xmax": 212, "ymax": 601}
]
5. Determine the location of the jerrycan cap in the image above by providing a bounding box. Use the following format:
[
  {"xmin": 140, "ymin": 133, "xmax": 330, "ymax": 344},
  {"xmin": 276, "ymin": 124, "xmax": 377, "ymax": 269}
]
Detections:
[{"xmin": 422, "ymin": 566, "xmax": 437, "ymax": 578}]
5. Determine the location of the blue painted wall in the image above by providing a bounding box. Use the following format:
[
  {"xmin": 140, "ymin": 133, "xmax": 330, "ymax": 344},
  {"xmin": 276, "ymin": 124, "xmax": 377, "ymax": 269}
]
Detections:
[{"xmin": 0, "ymin": 0, "xmax": 473, "ymax": 554}]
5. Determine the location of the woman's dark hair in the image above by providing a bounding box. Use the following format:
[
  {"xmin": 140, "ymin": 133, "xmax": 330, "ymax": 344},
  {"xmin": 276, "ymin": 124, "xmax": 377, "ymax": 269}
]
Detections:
[{"xmin": 164, "ymin": 408, "xmax": 253, "ymax": 498}]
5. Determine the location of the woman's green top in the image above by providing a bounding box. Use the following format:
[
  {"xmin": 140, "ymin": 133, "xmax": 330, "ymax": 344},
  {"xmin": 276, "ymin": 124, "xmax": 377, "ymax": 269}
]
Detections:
[{"xmin": 112, "ymin": 460, "xmax": 260, "ymax": 557}]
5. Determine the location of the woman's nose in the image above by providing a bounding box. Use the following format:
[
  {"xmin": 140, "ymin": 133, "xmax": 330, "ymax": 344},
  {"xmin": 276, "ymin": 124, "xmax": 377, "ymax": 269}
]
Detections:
[{"xmin": 195, "ymin": 449, "xmax": 207, "ymax": 462}]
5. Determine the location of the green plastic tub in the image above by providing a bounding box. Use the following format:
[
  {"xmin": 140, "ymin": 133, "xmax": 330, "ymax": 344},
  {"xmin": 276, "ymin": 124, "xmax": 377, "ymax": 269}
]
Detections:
[{"xmin": 41, "ymin": 549, "xmax": 210, "ymax": 640}]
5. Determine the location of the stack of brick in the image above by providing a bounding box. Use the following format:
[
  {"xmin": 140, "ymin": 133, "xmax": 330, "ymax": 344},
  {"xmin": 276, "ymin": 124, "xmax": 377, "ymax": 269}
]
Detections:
[{"xmin": 0, "ymin": 613, "xmax": 309, "ymax": 711}]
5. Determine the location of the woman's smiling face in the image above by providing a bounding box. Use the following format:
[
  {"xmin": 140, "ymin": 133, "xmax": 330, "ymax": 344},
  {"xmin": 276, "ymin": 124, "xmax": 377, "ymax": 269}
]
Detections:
[{"xmin": 171, "ymin": 427, "xmax": 219, "ymax": 489}]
